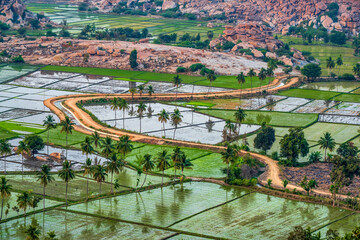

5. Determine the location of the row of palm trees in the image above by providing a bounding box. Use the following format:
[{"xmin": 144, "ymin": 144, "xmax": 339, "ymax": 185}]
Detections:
[{"xmin": 326, "ymin": 55, "xmax": 343, "ymax": 76}]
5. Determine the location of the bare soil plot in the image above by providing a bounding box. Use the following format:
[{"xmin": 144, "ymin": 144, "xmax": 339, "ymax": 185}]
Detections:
[
  {"xmin": 261, "ymin": 97, "xmax": 310, "ymax": 112},
  {"xmin": 325, "ymin": 102, "xmax": 360, "ymax": 116},
  {"xmin": 294, "ymin": 100, "xmax": 337, "ymax": 114},
  {"xmin": 318, "ymin": 114, "xmax": 360, "ymax": 125}
]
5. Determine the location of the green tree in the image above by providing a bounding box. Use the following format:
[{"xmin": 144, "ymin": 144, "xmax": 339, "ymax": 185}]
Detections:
[
  {"xmin": 247, "ymin": 68, "xmax": 256, "ymax": 95},
  {"xmin": 59, "ymin": 116, "xmax": 75, "ymax": 159},
  {"xmin": 44, "ymin": 231, "xmax": 58, "ymax": 240},
  {"xmin": 0, "ymin": 176, "xmax": 11, "ymax": 220},
  {"xmin": 15, "ymin": 141, "xmax": 30, "ymax": 178},
  {"xmin": 336, "ymin": 55, "xmax": 343, "ymax": 76},
  {"xmin": 171, "ymin": 108, "xmax": 183, "ymax": 139},
  {"xmin": 236, "ymin": 72, "xmax": 246, "ymax": 101},
  {"xmin": 43, "ymin": 115, "xmax": 57, "ymax": 154},
  {"xmin": 147, "ymin": 85, "xmax": 154, "ymax": 97},
  {"xmin": 353, "ymin": 63, "xmax": 360, "ymax": 77},
  {"xmin": 36, "ymin": 164, "xmax": 54, "ymax": 211},
  {"xmin": 171, "ymin": 147, "xmax": 183, "ymax": 179},
  {"xmin": 118, "ymin": 98, "xmax": 129, "ymax": 129},
  {"xmin": 280, "ymin": 128, "xmax": 309, "ymax": 166},
  {"xmin": 172, "ymin": 75, "xmax": 182, "ymax": 101},
  {"xmin": 116, "ymin": 135, "xmax": 134, "ymax": 160},
  {"xmin": 81, "ymin": 158, "xmax": 93, "ymax": 201},
  {"xmin": 318, "ymin": 132, "xmax": 336, "ymax": 162},
  {"xmin": 282, "ymin": 179, "xmax": 288, "ymax": 189},
  {"xmin": 130, "ymin": 49, "xmax": 138, "ymax": 69},
  {"xmin": 301, "ymin": 63, "xmax": 322, "ymax": 81},
  {"xmin": 326, "ymin": 57, "xmax": 336, "ymax": 76},
  {"xmin": 234, "ymin": 108, "xmax": 247, "ymax": 135},
  {"xmin": 258, "ymin": 68, "xmax": 267, "ymax": 96},
  {"xmin": 137, "ymin": 85, "xmax": 145, "ymax": 98},
  {"xmin": 176, "ymin": 153, "xmax": 193, "ymax": 175},
  {"xmin": 207, "ymin": 72, "xmax": 216, "ymax": 94},
  {"xmin": 106, "ymin": 153, "xmax": 124, "ymax": 194},
  {"xmin": 91, "ymin": 131, "xmax": 101, "ymax": 149},
  {"xmin": 17, "ymin": 191, "xmax": 32, "ymax": 217},
  {"xmin": 207, "ymin": 30, "xmax": 214, "ymax": 40},
  {"xmin": 100, "ymin": 136, "xmax": 114, "ymax": 159},
  {"xmin": 24, "ymin": 135, "xmax": 44, "ymax": 157},
  {"xmin": 300, "ymin": 175, "xmax": 318, "ymax": 195},
  {"xmin": 254, "ymin": 123, "xmax": 275, "ymax": 154},
  {"xmin": 308, "ymin": 151, "xmax": 322, "ymax": 163},
  {"xmin": 221, "ymin": 145, "xmax": 238, "ymax": 180},
  {"xmin": 110, "ymin": 97, "xmax": 119, "ymax": 127},
  {"xmin": 25, "ymin": 222, "xmax": 41, "ymax": 240},
  {"xmin": 92, "ymin": 164, "xmax": 107, "ymax": 195},
  {"xmin": 158, "ymin": 109, "xmax": 170, "ymax": 138},
  {"xmin": 267, "ymin": 179, "xmax": 272, "ymax": 188},
  {"xmin": 156, "ymin": 150, "xmax": 171, "ymax": 186},
  {"xmin": 140, "ymin": 154, "xmax": 155, "ymax": 188},
  {"xmin": 137, "ymin": 102, "xmax": 147, "ymax": 133},
  {"xmin": 0, "ymin": 139, "xmax": 12, "ymax": 174},
  {"xmin": 58, "ymin": 160, "xmax": 75, "ymax": 205},
  {"xmin": 81, "ymin": 136, "xmax": 94, "ymax": 159}
]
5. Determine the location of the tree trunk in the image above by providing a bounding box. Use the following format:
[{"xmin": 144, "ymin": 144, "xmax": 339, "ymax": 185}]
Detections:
[
  {"xmin": 43, "ymin": 186, "xmax": 46, "ymax": 211},
  {"xmin": 163, "ymin": 122, "xmax": 166, "ymax": 138},
  {"xmin": 22, "ymin": 154, "xmax": 24, "ymax": 180},
  {"xmin": 324, "ymin": 148, "xmax": 327, "ymax": 162},
  {"xmin": 226, "ymin": 163, "xmax": 229, "ymax": 180},
  {"xmin": 239, "ymin": 83, "xmax": 243, "ymax": 103},
  {"xmin": 66, "ymin": 133, "xmax": 68, "ymax": 160},
  {"xmin": 192, "ymin": 85, "xmax": 195, "ymax": 99},
  {"xmin": 65, "ymin": 181, "xmax": 68, "ymax": 205},
  {"xmin": 111, "ymin": 172, "xmax": 114, "ymax": 194},
  {"xmin": 47, "ymin": 130, "xmax": 50, "ymax": 155},
  {"xmin": 162, "ymin": 170, "xmax": 164, "ymax": 186},
  {"xmin": 0, "ymin": 197, "xmax": 4, "ymax": 220},
  {"xmin": 173, "ymin": 127, "xmax": 176, "ymax": 139},
  {"xmin": 174, "ymin": 165, "xmax": 177, "ymax": 180},
  {"xmin": 141, "ymin": 173, "xmax": 148, "ymax": 188},
  {"xmin": 139, "ymin": 117, "xmax": 142, "ymax": 133},
  {"xmin": 86, "ymin": 176, "xmax": 89, "ymax": 201},
  {"xmin": 4, "ymin": 157, "xmax": 6, "ymax": 174},
  {"xmin": 123, "ymin": 109, "xmax": 125, "ymax": 129},
  {"xmin": 114, "ymin": 110, "xmax": 117, "ymax": 127}
]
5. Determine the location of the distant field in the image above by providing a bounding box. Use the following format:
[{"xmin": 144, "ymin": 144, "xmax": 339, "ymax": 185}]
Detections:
[
  {"xmin": 198, "ymin": 109, "xmax": 318, "ymax": 127},
  {"xmin": 292, "ymin": 44, "xmax": 360, "ymax": 76},
  {"xmin": 277, "ymin": 89, "xmax": 341, "ymax": 100}
]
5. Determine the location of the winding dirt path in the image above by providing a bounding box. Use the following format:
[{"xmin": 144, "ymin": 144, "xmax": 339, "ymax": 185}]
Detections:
[{"xmin": 43, "ymin": 76, "xmax": 338, "ymax": 198}]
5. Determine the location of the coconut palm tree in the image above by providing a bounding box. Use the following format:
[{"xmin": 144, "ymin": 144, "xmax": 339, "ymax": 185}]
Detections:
[
  {"xmin": 58, "ymin": 160, "xmax": 75, "ymax": 205},
  {"xmin": 106, "ymin": 153, "xmax": 123, "ymax": 194},
  {"xmin": 93, "ymin": 164, "xmax": 107, "ymax": 195},
  {"xmin": 115, "ymin": 135, "xmax": 133, "ymax": 160},
  {"xmin": 172, "ymin": 75, "xmax": 182, "ymax": 102},
  {"xmin": 0, "ymin": 139, "xmax": 11, "ymax": 174},
  {"xmin": 336, "ymin": 55, "xmax": 343, "ymax": 76},
  {"xmin": 236, "ymin": 72, "xmax": 245, "ymax": 102},
  {"xmin": 171, "ymin": 147, "xmax": 182, "ymax": 179},
  {"xmin": 136, "ymin": 102, "xmax": 147, "ymax": 133},
  {"xmin": 17, "ymin": 191, "xmax": 32, "ymax": 217},
  {"xmin": 171, "ymin": 108, "xmax": 183, "ymax": 139},
  {"xmin": 100, "ymin": 136, "xmax": 114, "ymax": 159},
  {"xmin": 129, "ymin": 87, "xmax": 136, "ymax": 102},
  {"xmin": 326, "ymin": 57, "xmax": 335, "ymax": 75},
  {"xmin": 137, "ymin": 85, "xmax": 145, "ymax": 98},
  {"xmin": 81, "ymin": 136, "xmax": 94, "ymax": 159},
  {"xmin": 156, "ymin": 150, "xmax": 171, "ymax": 186},
  {"xmin": 266, "ymin": 67, "xmax": 274, "ymax": 93},
  {"xmin": 43, "ymin": 115, "xmax": 57, "ymax": 154},
  {"xmin": 140, "ymin": 154, "xmax": 154, "ymax": 188},
  {"xmin": 247, "ymin": 68, "xmax": 256, "ymax": 96},
  {"xmin": 110, "ymin": 97, "xmax": 119, "ymax": 127},
  {"xmin": 267, "ymin": 58, "xmax": 278, "ymax": 71},
  {"xmin": 91, "ymin": 131, "xmax": 100, "ymax": 150},
  {"xmin": 118, "ymin": 98, "xmax": 129, "ymax": 129},
  {"xmin": 36, "ymin": 164, "xmax": 54, "ymax": 211},
  {"xmin": 258, "ymin": 68, "xmax": 267, "ymax": 97},
  {"xmin": 147, "ymin": 85, "xmax": 154, "ymax": 97},
  {"xmin": 354, "ymin": 63, "xmax": 360, "ymax": 77},
  {"xmin": 60, "ymin": 116, "xmax": 75, "ymax": 159},
  {"xmin": 176, "ymin": 153, "xmax": 193, "ymax": 175},
  {"xmin": 234, "ymin": 108, "xmax": 247, "ymax": 135},
  {"xmin": 207, "ymin": 72, "xmax": 216, "ymax": 94},
  {"xmin": 221, "ymin": 145, "xmax": 237, "ymax": 180},
  {"xmin": 25, "ymin": 223, "xmax": 41, "ymax": 240},
  {"xmin": 0, "ymin": 176, "xmax": 11, "ymax": 220},
  {"xmin": 81, "ymin": 158, "xmax": 93, "ymax": 201},
  {"xmin": 224, "ymin": 119, "xmax": 236, "ymax": 136},
  {"xmin": 158, "ymin": 109, "xmax": 170, "ymax": 138},
  {"xmin": 15, "ymin": 140, "xmax": 30, "ymax": 179},
  {"xmin": 318, "ymin": 132, "xmax": 336, "ymax": 162}
]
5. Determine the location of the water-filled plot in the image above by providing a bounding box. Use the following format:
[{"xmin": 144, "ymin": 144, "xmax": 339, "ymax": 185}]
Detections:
[
  {"xmin": 261, "ymin": 97, "xmax": 310, "ymax": 112},
  {"xmin": 294, "ymin": 100, "xmax": 337, "ymax": 113},
  {"xmin": 0, "ymin": 64, "xmax": 38, "ymax": 83},
  {"xmin": 143, "ymin": 81, "xmax": 175, "ymax": 93},
  {"xmin": 301, "ymin": 81, "xmax": 360, "ymax": 93},
  {"xmin": 28, "ymin": 71, "xmax": 78, "ymax": 79},
  {"xmin": 11, "ymin": 76, "xmax": 58, "ymax": 88},
  {"xmin": 0, "ymin": 98, "xmax": 48, "ymax": 112},
  {"xmin": 319, "ymin": 114, "xmax": 360, "ymax": 125},
  {"xmin": 0, "ymin": 109, "xmax": 42, "ymax": 122},
  {"xmin": 325, "ymin": 102, "xmax": 360, "ymax": 116},
  {"xmin": 65, "ymin": 75, "xmax": 110, "ymax": 83},
  {"xmin": 67, "ymin": 182, "xmax": 250, "ymax": 227},
  {"xmin": 4, "ymin": 86, "xmax": 46, "ymax": 94},
  {"xmin": 172, "ymin": 84, "xmax": 229, "ymax": 93},
  {"xmin": 0, "ymin": 210, "xmax": 178, "ymax": 240},
  {"xmin": 46, "ymin": 80, "xmax": 92, "ymax": 91},
  {"xmin": 315, "ymin": 213, "xmax": 360, "ymax": 237},
  {"xmin": 171, "ymin": 192, "xmax": 354, "ymax": 240}
]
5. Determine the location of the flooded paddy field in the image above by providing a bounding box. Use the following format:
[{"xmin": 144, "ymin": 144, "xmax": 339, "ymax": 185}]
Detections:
[{"xmin": 301, "ymin": 81, "xmax": 360, "ymax": 93}]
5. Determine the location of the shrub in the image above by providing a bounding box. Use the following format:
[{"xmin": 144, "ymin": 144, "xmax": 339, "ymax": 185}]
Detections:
[
  {"xmin": 176, "ymin": 66, "xmax": 187, "ymax": 73},
  {"xmin": 339, "ymin": 73, "xmax": 356, "ymax": 81},
  {"xmin": 189, "ymin": 63, "xmax": 205, "ymax": 72},
  {"xmin": 12, "ymin": 55, "xmax": 24, "ymax": 63},
  {"xmin": 330, "ymin": 31, "xmax": 346, "ymax": 45},
  {"xmin": 222, "ymin": 41, "xmax": 235, "ymax": 50}
]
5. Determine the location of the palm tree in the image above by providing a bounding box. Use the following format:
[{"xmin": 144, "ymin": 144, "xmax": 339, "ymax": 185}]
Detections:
[
  {"xmin": 25, "ymin": 223, "xmax": 41, "ymax": 240},
  {"xmin": 110, "ymin": 97, "xmax": 119, "ymax": 127},
  {"xmin": 156, "ymin": 150, "xmax": 171, "ymax": 186},
  {"xmin": 336, "ymin": 55, "xmax": 343, "ymax": 76},
  {"xmin": 236, "ymin": 72, "xmax": 245, "ymax": 102},
  {"xmin": 81, "ymin": 158, "xmax": 93, "ymax": 201},
  {"xmin": 266, "ymin": 67, "xmax": 274, "ymax": 93},
  {"xmin": 318, "ymin": 132, "xmax": 336, "ymax": 162},
  {"xmin": 171, "ymin": 108, "xmax": 183, "ymax": 139},
  {"xmin": 353, "ymin": 63, "xmax": 360, "ymax": 77},
  {"xmin": 43, "ymin": 115, "xmax": 57, "ymax": 154},
  {"xmin": 60, "ymin": 116, "xmax": 75, "ymax": 159},
  {"xmin": 147, "ymin": 85, "xmax": 154, "ymax": 97},
  {"xmin": 0, "ymin": 176, "xmax": 11, "ymax": 220},
  {"xmin": 207, "ymin": 72, "xmax": 216, "ymax": 94},
  {"xmin": 129, "ymin": 88, "xmax": 136, "ymax": 103},
  {"xmin": 100, "ymin": 136, "xmax": 114, "ymax": 159},
  {"xmin": 247, "ymin": 68, "xmax": 256, "ymax": 96},
  {"xmin": 267, "ymin": 58, "xmax": 278, "ymax": 71},
  {"xmin": 91, "ymin": 131, "xmax": 101, "ymax": 150},
  {"xmin": 258, "ymin": 68, "xmax": 267, "ymax": 97},
  {"xmin": 221, "ymin": 145, "xmax": 237, "ymax": 180},
  {"xmin": 0, "ymin": 139, "xmax": 11, "ymax": 174},
  {"xmin": 115, "ymin": 135, "xmax": 133, "ymax": 160},
  {"xmin": 176, "ymin": 153, "xmax": 193, "ymax": 175},
  {"xmin": 172, "ymin": 75, "xmax": 182, "ymax": 102},
  {"xmin": 15, "ymin": 141, "xmax": 30, "ymax": 178},
  {"xmin": 118, "ymin": 98, "xmax": 129, "ymax": 129},
  {"xmin": 326, "ymin": 57, "xmax": 335, "ymax": 76},
  {"xmin": 36, "ymin": 164, "xmax": 54, "ymax": 211},
  {"xmin": 106, "ymin": 153, "xmax": 123, "ymax": 194},
  {"xmin": 171, "ymin": 147, "xmax": 182, "ymax": 179},
  {"xmin": 58, "ymin": 160, "xmax": 75, "ymax": 205},
  {"xmin": 137, "ymin": 102, "xmax": 147, "ymax": 133},
  {"xmin": 138, "ymin": 85, "xmax": 145, "ymax": 98},
  {"xmin": 17, "ymin": 191, "xmax": 32, "ymax": 217},
  {"xmin": 93, "ymin": 164, "xmax": 107, "ymax": 195},
  {"xmin": 158, "ymin": 109, "xmax": 170, "ymax": 138},
  {"xmin": 234, "ymin": 108, "xmax": 247, "ymax": 135},
  {"xmin": 140, "ymin": 154, "xmax": 155, "ymax": 188},
  {"xmin": 224, "ymin": 119, "xmax": 236, "ymax": 136},
  {"xmin": 81, "ymin": 136, "xmax": 94, "ymax": 159}
]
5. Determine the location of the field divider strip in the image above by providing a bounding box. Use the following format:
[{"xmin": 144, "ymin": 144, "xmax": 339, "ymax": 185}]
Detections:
[
  {"xmin": 166, "ymin": 191, "xmax": 254, "ymax": 228},
  {"xmin": 58, "ymin": 208, "xmax": 229, "ymax": 240},
  {"xmin": 310, "ymin": 212, "xmax": 356, "ymax": 234}
]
